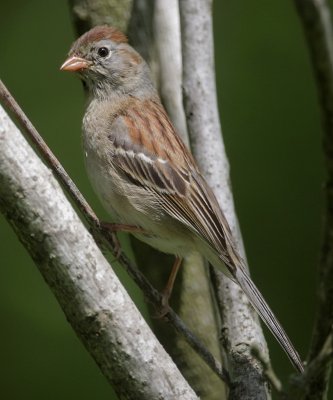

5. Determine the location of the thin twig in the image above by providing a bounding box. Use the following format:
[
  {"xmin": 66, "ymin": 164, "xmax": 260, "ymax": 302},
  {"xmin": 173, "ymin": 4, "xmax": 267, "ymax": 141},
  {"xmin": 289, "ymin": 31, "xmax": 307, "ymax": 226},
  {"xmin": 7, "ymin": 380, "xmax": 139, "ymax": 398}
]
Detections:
[
  {"xmin": 294, "ymin": 0, "xmax": 333, "ymax": 398},
  {"xmin": 0, "ymin": 80, "xmax": 98, "ymax": 227},
  {"xmin": 0, "ymin": 79, "xmax": 229, "ymax": 385},
  {"xmin": 289, "ymin": 330, "xmax": 333, "ymax": 399},
  {"xmin": 306, "ymin": 330, "xmax": 333, "ymax": 380},
  {"xmin": 251, "ymin": 345, "xmax": 288, "ymax": 399}
]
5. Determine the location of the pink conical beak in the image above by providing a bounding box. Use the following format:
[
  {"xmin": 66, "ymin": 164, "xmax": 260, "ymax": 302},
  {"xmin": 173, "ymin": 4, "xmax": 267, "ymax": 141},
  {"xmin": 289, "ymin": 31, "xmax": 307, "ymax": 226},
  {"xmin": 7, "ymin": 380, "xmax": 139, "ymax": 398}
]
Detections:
[{"xmin": 60, "ymin": 55, "xmax": 90, "ymax": 72}]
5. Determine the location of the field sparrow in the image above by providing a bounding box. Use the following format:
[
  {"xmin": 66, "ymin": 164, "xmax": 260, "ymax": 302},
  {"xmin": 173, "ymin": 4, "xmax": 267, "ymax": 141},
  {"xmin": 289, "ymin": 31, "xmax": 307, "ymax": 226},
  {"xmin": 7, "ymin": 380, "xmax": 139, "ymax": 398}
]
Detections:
[{"xmin": 61, "ymin": 26, "xmax": 303, "ymax": 373}]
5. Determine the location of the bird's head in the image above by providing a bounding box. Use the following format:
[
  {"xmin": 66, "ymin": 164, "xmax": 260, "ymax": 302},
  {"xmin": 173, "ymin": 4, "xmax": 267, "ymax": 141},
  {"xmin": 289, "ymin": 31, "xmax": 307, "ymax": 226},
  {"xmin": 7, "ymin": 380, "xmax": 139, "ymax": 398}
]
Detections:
[{"xmin": 61, "ymin": 26, "xmax": 151, "ymax": 98}]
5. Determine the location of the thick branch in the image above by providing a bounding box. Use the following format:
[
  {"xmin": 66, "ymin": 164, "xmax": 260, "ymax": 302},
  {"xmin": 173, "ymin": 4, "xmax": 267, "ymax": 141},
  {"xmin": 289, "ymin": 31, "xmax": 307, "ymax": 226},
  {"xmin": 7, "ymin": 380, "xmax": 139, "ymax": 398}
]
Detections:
[
  {"xmin": 294, "ymin": 0, "xmax": 333, "ymax": 398},
  {"xmin": 179, "ymin": 0, "xmax": 271, "ymax": 398},
  {"xmin": 149, "ymin": 4, "xmax": 226, "ymax": 399},
  {"xmin": 0, "ymin": 79, "xmax": 228, "ymax": 385},
  {"xmin": 67, "ymin": 2, "xmax": 226, "ymax": 397},
  {"xmin": 153, "ymin": 0, "xmax": 188, "ymax": 143},
  {"xmin": 0, "ymin": 104, "xmax": 198, "ymax": 400}
]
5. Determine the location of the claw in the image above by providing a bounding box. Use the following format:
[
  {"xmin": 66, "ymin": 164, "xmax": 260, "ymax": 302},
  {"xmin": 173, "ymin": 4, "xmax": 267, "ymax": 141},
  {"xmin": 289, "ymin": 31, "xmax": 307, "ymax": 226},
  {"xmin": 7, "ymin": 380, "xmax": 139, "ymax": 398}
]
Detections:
[{"xmin": 153, "ymin": 294, "xmax": 171, "ymax": 319}]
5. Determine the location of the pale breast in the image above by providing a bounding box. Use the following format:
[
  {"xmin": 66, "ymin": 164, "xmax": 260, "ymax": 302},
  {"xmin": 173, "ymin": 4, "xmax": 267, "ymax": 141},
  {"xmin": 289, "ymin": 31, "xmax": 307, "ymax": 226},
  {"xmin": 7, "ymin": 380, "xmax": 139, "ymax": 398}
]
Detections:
[
  {"xmin": 82, "ymin": 98, "xmax": 196, "ymax": 257},
  {"xmin": 83, "ymin": 99, "xmax": 165, "ymax": 225},
  {"xmin": 83, "ymin": 100, "xmax": 143, "ymax": 222}
]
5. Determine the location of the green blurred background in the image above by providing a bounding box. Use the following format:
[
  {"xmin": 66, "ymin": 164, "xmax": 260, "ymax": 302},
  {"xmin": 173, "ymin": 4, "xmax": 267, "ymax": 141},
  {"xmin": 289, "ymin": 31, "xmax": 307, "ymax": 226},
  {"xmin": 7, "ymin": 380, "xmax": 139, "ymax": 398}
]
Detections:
[{"xmin": 0, "ymin": 0, "xmax": 330, "ymax": 398}]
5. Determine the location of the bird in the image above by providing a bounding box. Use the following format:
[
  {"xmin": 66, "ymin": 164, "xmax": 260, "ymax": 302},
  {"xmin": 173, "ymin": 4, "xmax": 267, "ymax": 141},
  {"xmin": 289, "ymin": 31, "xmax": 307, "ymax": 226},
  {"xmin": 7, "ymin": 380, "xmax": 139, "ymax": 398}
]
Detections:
[{"xmin": 60, "ymin": 25, "xmax": 304, "ymax": 373}]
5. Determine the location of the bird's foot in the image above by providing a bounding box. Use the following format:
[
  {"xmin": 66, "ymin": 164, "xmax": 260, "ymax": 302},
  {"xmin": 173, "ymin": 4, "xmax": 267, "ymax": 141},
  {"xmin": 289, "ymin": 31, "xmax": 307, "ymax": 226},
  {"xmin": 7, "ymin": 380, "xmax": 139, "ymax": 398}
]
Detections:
[
  {"xmin": 153, "ymin": 290, "xmax": 172, "ymax": 319},
  {"xmin": 98, "ymin": 221, "xmax": 146, "ymax": 259}
]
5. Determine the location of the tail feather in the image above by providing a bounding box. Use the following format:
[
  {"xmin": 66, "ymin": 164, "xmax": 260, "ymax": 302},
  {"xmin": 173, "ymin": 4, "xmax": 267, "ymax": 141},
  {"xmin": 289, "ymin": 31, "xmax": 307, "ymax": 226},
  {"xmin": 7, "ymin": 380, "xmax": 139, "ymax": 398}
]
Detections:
[{"xmin": 234, "ymin": 265, "xmax": 304, "ymax": 373}]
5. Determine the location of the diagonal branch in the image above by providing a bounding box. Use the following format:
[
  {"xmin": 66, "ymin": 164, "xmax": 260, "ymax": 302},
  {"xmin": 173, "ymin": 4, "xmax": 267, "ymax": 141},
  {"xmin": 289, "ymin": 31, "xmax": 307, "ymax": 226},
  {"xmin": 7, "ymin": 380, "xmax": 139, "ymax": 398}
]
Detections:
[
  {"xmin": 0, "ymin": 102, "xmax": 198, "ymax": 400},
  {"xmin": 0, "ymin": 79, "xmax": 229, "ymax": 385}
]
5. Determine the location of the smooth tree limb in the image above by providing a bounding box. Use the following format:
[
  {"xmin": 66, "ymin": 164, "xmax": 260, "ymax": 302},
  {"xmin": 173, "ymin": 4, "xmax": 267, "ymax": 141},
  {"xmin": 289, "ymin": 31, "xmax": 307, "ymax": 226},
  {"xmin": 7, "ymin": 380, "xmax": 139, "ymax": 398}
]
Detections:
[
  {"xmin": 0, "ymin": 103, "xmax": 199, "ymax": 400},
  {"xmin": 0, "ymin": 79, "xmax": 229, "ymax": 386},
  {"xmin": 179, "ymin": 0, "xmax": 272, "ymax": 398},
  {"xmin": 135, "ymin": 1, "xmax": 225, "ymax": 398}
]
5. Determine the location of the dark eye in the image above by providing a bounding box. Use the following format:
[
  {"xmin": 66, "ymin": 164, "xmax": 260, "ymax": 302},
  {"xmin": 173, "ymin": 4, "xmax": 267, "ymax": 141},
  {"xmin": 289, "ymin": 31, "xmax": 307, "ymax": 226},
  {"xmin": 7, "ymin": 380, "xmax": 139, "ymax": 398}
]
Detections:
[{"xmin": 98, "ymin": 47, "xmax": 109, "ymax": 58}]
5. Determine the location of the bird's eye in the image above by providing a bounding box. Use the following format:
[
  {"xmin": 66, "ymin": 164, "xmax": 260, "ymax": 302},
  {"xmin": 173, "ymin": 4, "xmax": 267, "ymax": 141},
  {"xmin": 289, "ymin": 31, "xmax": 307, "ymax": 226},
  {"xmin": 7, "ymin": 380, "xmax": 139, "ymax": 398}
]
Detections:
[{"xmin": 98, "ymin": 47, "xmax": 109, "ymax": 58}]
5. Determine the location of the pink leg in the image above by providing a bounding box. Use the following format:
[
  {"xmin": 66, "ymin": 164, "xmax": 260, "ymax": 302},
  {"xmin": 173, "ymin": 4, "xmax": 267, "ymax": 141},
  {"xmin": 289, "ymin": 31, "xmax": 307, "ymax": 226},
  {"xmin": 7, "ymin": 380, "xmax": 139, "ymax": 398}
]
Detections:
[{"xmin": 158, "ymin": 256, "xmax": 182, "ymax": 316}]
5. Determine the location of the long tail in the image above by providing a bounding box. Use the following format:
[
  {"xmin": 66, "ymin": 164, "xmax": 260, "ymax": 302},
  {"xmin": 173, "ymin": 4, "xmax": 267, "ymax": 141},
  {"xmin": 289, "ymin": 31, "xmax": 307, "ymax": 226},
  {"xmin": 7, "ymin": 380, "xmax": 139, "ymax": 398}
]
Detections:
[{"xmin": 233, "ymin": 265, "xmax": 304, "ymax": 373}]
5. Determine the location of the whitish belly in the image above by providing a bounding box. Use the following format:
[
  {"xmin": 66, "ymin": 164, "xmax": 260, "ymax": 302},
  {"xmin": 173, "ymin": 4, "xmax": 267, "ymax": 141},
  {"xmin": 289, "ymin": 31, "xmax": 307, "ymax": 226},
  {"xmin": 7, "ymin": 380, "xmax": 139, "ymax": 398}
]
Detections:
[{"xmin": 85, "ymin": 150, "xmax": 194, "ymax": 257}]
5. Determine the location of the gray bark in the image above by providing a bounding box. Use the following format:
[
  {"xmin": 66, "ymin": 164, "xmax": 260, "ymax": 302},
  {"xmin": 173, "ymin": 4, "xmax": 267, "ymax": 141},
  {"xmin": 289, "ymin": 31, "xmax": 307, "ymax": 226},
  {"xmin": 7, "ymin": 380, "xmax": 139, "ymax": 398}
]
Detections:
[
  {"xmin": 153, "ymin": 0, "xmax": 188, "ymax": 143},
  {"xmin": 179, "ymin": 0, "xmax": 271, "ymax": 398},
  {"xmin": 0, "ymin": 104, "xmax": 198, "ymax": 400},
  {"xmin": 68, "ymin": 1, "xmax": 226, "ymax": 398},
  {"xmin": 152, "ymin": 2, "xmax": 226, "ymax": 398}
]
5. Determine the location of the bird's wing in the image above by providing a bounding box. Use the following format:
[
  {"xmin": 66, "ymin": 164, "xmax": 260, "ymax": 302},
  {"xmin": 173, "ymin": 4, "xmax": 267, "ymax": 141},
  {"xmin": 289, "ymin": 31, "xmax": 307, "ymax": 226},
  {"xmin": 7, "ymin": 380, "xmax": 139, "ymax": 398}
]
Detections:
[
  {"xmin": 108, "ymin": 99, "xmax": 234, "ymax": 266},
  {"xmin": 108, "ymin": 99, "xmax": 304, "ymax": 373}
]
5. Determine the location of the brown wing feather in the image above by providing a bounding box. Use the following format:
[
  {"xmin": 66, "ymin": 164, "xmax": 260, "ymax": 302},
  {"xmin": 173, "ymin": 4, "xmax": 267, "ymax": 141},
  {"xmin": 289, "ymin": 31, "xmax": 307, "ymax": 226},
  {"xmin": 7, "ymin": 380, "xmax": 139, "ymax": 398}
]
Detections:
[
  {"xmin": 108, "ymin": 99, "xmax": 305, "ymax": 373},
  {"xmin": 109, "ymin": 99, "xmax": 236, "ymax": 266}
]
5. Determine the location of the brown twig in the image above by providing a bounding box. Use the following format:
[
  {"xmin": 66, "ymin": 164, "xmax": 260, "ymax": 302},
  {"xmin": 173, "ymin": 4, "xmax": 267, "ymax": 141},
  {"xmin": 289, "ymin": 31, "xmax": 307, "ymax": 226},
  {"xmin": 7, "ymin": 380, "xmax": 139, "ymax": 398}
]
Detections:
[
  {"xmin": 0, "ymin": 78, "xmax": 229, "ymax": 385},
  {"xmin": 0, "ymin": 80, "xmax": 98, "ymax": 227}
]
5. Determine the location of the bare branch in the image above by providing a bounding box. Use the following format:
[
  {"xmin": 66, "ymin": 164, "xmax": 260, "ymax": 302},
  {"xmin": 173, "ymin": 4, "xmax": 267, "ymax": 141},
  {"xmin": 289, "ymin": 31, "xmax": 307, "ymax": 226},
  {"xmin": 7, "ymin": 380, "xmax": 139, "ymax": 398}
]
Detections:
[
  {"xmin": 251, "ymin": 346, "xmax": 286, "ymax": 397},
  {"xmin": 153, "ymin": 0, "xmax": 188, "ymax": 143},
  {"xmin": 0, "ymin": 103, "xmax": 198, "ymax": 400},
  {"xmin": 294, "ymin": 0, "xmax": 333, "ymax": 397},
  {"xmin": 150, "ymin": 2, "xmax": 226, "ymax": 398},
  {"xmin": 68, "ymin": 0, "xmax": 227, "ymax": 395},
  {"xmin": 179, "ymin": 0, "xmax": 271, "ymax": 397},
  {"xmin": 70, "ymin": 2, "xmax": 231, "ymax": 391},
  {"xmin": 0, "ymin": 81, "xmax": 98, "ymax": 227},
  {"xmin": 289, "ymin": 331, "xmax": 333, "ymax": 399},
  {"xmin": 0, "ymin": 80, "xmax": 229, "ymax": 385}
]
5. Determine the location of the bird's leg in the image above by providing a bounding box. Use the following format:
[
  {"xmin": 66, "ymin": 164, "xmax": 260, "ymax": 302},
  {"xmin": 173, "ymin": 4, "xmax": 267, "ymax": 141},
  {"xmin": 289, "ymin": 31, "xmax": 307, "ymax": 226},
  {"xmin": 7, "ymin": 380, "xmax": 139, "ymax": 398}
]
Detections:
[
  {"xmin": 99, "ymin": 222, "xmax": 147, "ymax": 258},
  {"xmin": 158, "ymin": 256, "xmax": 182, "ymax": 317}
]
